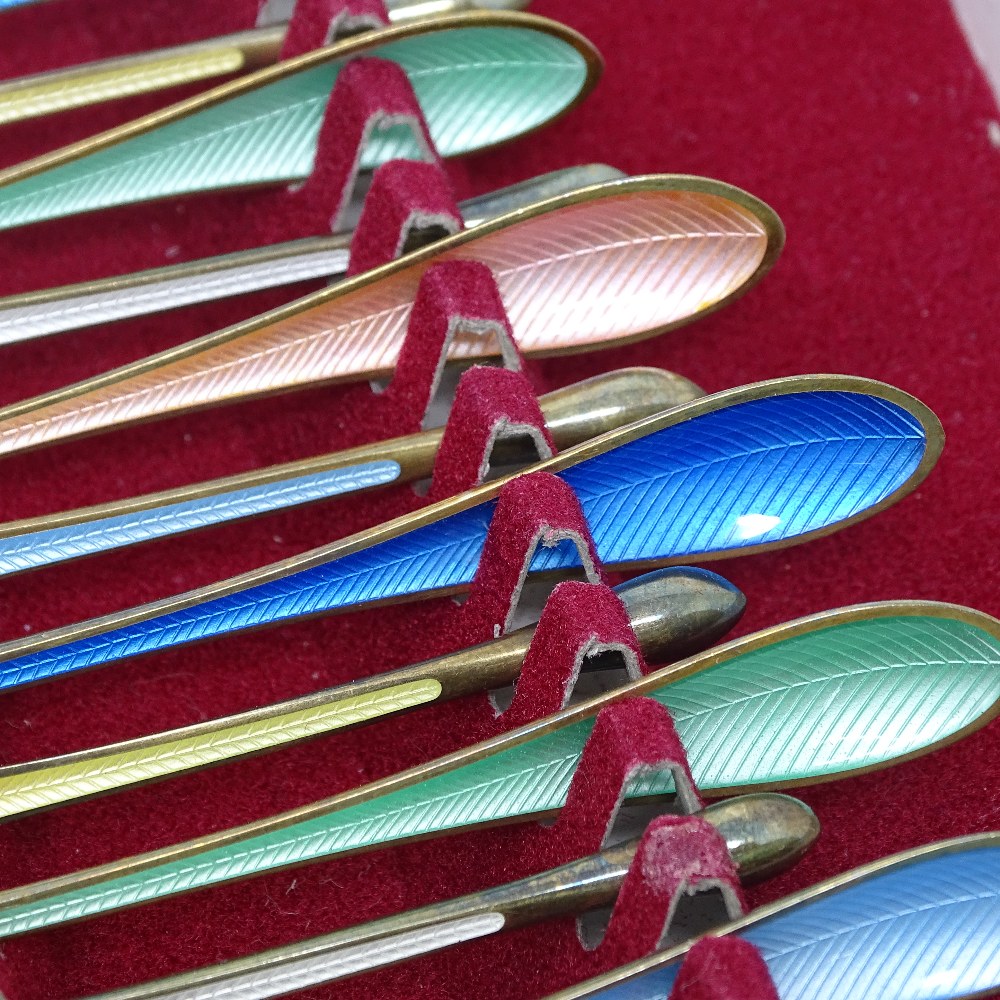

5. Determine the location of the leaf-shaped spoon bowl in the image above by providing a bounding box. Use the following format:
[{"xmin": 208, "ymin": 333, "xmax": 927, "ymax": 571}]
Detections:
[
  {"xmin": 0, "ymin": 11, "xmax": 600, "ymax": 231},
  {"xmin": 0, "ymin": 1, "xmax": 533, "ymax": 126},
  {"xmin": 0, "ymin": 175, "xmax": 783, "ymax": 459},
  {"xmin": 0, "ymin": 377, "xmax": 940, "ymax": 691},
  {"xmin": 0, "ymin": 600, "xmax": 994, "ymax": 938},
  {"xmin": 547, "ymin": 834, "xmax": 1000, "ymax": 1000}
]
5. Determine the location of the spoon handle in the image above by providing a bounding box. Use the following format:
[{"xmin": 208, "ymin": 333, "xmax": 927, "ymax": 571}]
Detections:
[
  {"xmin": 0, "ymin": 369, "xmax": 696, "ymax": 579},
  {"xmin": 83, "ymin": 794, "xmax": 813, "ymax": 1000},
  {"xmin": 0, "ymin": 28, "xmax": 284, "ymax": 128},
  {"xmin": 0, "ymin": 674, "xmax": 447, "ymax": 822},
  {"xmin": 0, "ymin": 567, "xmax": 743, "ymax": 821},
  {"xmin": 0, "ymin": 1, "xmax": 533, "ymax": 126},
  {"xmin": 90, "ymin": 843, "xmax": 636, "ymax": 1000}
]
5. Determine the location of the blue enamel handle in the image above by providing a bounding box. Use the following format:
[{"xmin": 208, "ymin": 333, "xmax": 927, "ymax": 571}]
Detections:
[
  {"xmin": 0, "ymin": 462, "xmax": 401, "ymax": 577},
  {"xmin": 591, "ymin": 840, "xmax": 1000, "ymax": 1000},
  {"xmin": 0, "ymin": 388, "xmax": 931, "ymax": 690}
]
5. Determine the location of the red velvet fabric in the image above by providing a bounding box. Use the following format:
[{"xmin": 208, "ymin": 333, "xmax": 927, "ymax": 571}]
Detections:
[
  {"xmin": 300, "ymin": 57, "xmax": 443, "ymax": 235},
  {"xmin": 388, "ymin": 259, "xmax": 525, "ymax": 424},
  {"xmin": 670, "ymin": 937, "xmax": 780, "ymax": 1000},
  {"xmin": 0, "ymin": 0, "xmax": 999, "ymax": 997},
  {"xmin": 600, "ymin": 815, "xmax": 745, "ymax": 967},
  {"xmin": 500, "ymin": 580, "xmax": 640, "ymax": 728},
  {"xmin": 427, "ymin": 366, "xmax": 553, "ymax": 502},
  {"xmin": 279, "ymin": 0, "xmax": 389, "ymax": 58},
  {"xmin": 346, "ymin": 159, "xmax": 461, "ymax": 277},
  {"xmin": 459, "ymin": 472, "xmax": 606, "ymax": 642},
  {"xmin": 530, "ymin": 699, "xmax": 701, "ymax": 873}
]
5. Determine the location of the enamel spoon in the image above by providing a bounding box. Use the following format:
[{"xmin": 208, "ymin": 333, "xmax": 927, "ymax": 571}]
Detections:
[
  {"xmin": 0, "ymin": 368, "xmax": 700, "ymax": 578},
  {"xmin": 0, "ymin": 175, "xmax": 783, "ymax": 458},
  {"xmin": 546, "ymin": 833, "xmax": 1000, "ymax": 1000},
  {"xmin": 0, "ymin": 2, "xmax": 532, "ymax": 126},
  {"xmin": 0, "ymin": 599, "xmax": 995, "ymax": 937},
  {"xmin": 0, "ymin": 567, "xmax": 746, "ymax": 821},
  {"xmin": 0, "ymin": 11, "xmax": 600, "ymax": 231},
  {"xmin": 83, "ymin": 794, "xmax": 818, "ymax": 1000},
  {"xmin": 0, "ymin": 376, "xmax": 941, "ymax": 692},
  {"xmin": 0, "ymin": 164, "xmax": 625, "ymax": 344}
]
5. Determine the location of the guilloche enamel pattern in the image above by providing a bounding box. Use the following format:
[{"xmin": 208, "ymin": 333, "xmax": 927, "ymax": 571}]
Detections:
[
  {"xmin": 0, "ymin": 11, "xmax": 601, "ymax": 228},
  {"xmin": 0, "ymin": 176, "xmax": 783, "ymax": 457},
  {"xmin": 0, "ymin": 377, "xmax": 940, "ymax": 691}
]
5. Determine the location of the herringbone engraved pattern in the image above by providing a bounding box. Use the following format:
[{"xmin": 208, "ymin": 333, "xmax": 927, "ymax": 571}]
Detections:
[
  {"xmin": 0, "ymin": 680, "xmax": 441, "ymax": 819},
  {"xmin": 589, "ymin": 844, "xmax": 1000, "ymax": 1000},
  {"xmin": 0, "ymin": 390, "xmax": 928, "ymax": 691},
  {"xmin": 0, "ymin": 26, "xmax": 589, "ymax": 229},
  {"xmin": 1, "ymin": 609, "xmax": 994, "ymax": 937},
  {"xmin": 636, "ymin": 614, "xmax": 1000, "ymax": 792},
  {"xmin": 0, "ymin": 460, "xmax": 400, "ymax": 576},
  {"xmin": 0, "ymin": 186, "xmax": 768, "ymax": 455}
]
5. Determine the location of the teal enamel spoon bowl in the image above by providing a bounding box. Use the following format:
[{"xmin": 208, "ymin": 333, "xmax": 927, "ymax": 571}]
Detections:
[{"xmin": 0, "ymin": 12, "xmax": 600, "ymax": 230}]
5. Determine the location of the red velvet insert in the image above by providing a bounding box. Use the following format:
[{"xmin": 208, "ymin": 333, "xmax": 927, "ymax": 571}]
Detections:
[
  {"xmin": 347, "ymin": 159, "xmax": 462, "ymax": 277},
  {"xmin": 548, "ymin": 698, "xmax": 703, "ymax": 864},
  {"xmin": 670, "ymin": 937, "xmax": 780, "ymax": 1000},
  {"xmin": 599, "ymin": 815, "xmax": 745, "ymax": 968},
  {"xmin": 459, "ymin": 472, "xmax": 605, "ymax": 640},
  {"xmin": 293, "ymin": 57, "xmax": 441, "ymax": 233},
  {"xmin": 383, "ymin": 259, "xmax": 524, "ymax": 425},
  {"xmin": 499, "ymin": 579, "xmax": 640, "ymax": 728},
  {"xmin": 428, "ymin": 366, "xmax": 553, "ymax": 502},
  {"xmin": 279, "ymin": 0, "xmax": 389, "ymax": 59},
  {"xmin": 512, "ymin": 699, "xmax": 701, "ymax": 871}
]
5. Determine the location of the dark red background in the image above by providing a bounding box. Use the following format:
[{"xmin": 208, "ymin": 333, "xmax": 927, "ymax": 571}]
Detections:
[{"xmin": 0, "ymin": 1, "xmax": 998, "ymax": 996}]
